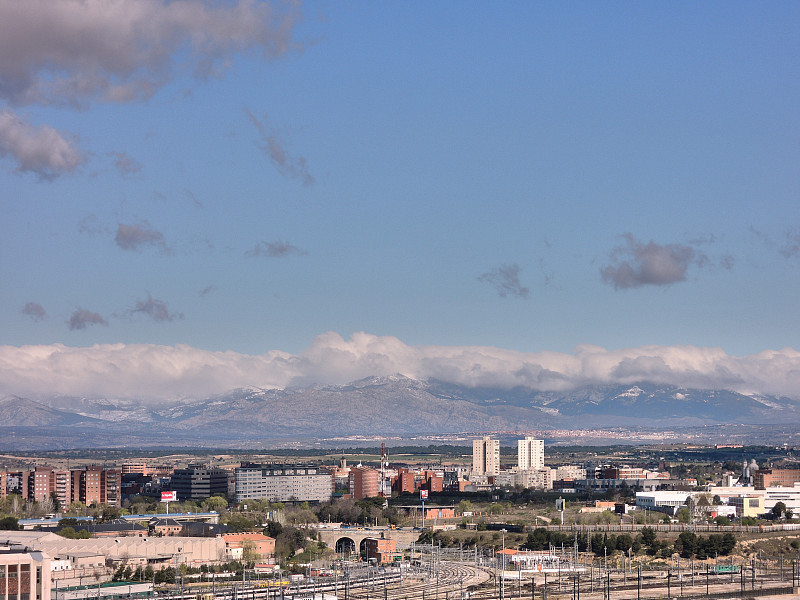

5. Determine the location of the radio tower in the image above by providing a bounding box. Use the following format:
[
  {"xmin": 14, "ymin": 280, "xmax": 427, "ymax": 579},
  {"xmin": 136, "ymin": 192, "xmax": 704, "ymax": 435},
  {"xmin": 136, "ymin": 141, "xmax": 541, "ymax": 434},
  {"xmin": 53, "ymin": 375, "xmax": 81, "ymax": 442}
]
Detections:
[{"xmin": 380, "ymin": 442, "xmax": 389, "ymax": 502}]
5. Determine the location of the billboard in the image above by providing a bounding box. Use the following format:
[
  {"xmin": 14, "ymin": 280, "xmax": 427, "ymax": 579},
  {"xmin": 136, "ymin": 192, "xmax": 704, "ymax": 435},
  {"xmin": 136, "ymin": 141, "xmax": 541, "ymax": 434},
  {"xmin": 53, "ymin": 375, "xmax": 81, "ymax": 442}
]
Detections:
[
  {"xmin": 420, "ymin": 490, "xmax": 428, "ymax": 499},
  {"xmin": 161, "ymin": 491, "xmax": 177, "ymax": 502}
]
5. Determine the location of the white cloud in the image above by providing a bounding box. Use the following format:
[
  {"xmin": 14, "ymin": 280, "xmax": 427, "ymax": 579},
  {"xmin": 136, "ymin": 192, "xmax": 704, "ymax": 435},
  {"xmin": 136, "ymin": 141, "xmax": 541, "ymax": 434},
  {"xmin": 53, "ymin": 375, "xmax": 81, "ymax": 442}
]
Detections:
[
  {"xmin": 128, "ymin": 293, "xmax": 183, "ymax": 322},
  {"xmin": 601, "ymin": 233, "xmax": 705, "ymax": 289},
  {"xmin": 108, "ymin": 151, "xmax": 142, "ymax": 176},
  {"xmin": 67, "ymin": 308, "xmax": 108, "ymax": 331},
  {"xmin": 21, "ymin": 302, "xmax": 46, "ymax": 321},
  {"xmin": 245, "ymin": 239, "xmax": 306, "ymax": 258},
  {"xmin": 478, "ymin": 264, "xmax": 529, "ymax": 298},
  {"xmin": 1, "ymin": 333, "xmax": 800, "ymax": 402},
  {"xmin": 246, "ymin": 109, "xmax": 315, "ymax": 185},
  {"xmin": 0, "ymin": 0, "xmax": 301, "ymax": 178},
  {"xmin": 0, "ymin": 0, "xmax": 301, "ymax": 106},
  {"xmin": 0, "ymin": 111, "xmax": 83, "ymax": 178},
  {"xmin": 115, "ymin": 222, "xmax": 169, "ymax": 252}
]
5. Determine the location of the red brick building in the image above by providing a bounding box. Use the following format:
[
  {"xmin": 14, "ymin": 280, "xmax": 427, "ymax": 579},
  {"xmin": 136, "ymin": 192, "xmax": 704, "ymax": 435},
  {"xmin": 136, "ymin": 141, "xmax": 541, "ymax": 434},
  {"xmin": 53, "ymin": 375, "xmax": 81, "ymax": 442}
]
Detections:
[
  {"xmin": 754, "ymin": 469, "xmax": 800, "ymax": 490},
  {"xmin": 349, "ymin": 466, "xmax": 380, "ymax": 500},
  {"xmin": 2, "ymin": 466, "xmax": 121, "ymax": 508},
  {"xmin": 72, "ymin": 466, "xmax": 122, "ymax": 507},
  {"xmin": 422, "ymin": 471, "xmax": 443, "ymax": 492},
  {"xmin": 363, "ymin": 537, "xmax": 398, "ymax": 564},
  {"xmin": 392, "ymin": 468, "xmax": 416, "ymax": 494}
]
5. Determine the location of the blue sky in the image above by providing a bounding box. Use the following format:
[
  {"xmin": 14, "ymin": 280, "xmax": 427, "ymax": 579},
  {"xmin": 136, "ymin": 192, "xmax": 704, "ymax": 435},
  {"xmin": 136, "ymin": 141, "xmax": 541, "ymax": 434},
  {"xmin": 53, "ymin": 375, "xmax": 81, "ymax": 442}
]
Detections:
[{"xmin": 2, "ymin": 1, "xmax": 800, "ymax": 400}]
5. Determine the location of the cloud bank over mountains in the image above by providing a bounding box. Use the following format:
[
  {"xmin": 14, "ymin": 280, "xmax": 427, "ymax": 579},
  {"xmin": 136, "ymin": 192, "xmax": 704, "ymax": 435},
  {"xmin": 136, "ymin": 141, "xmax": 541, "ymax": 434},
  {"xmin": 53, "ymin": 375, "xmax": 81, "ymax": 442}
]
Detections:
[{"xmin": 1, "ymin": 332, "xmax": 799, "ymax": 402}]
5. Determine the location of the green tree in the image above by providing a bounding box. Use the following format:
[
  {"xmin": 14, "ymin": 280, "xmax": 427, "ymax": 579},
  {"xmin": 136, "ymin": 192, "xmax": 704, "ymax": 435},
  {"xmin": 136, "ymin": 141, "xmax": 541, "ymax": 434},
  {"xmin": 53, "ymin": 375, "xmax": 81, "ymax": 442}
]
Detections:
[
  {"xmin": 523, "ymin": 529, "xmax": 549, "ymax": 551},
  {"xmin": 225, "ymin": 514, "xmax": 256, "ymax": 532},
  {"xmin": 615, "ymin": 534, "xmax": 633, "ymax": 553},
  {"xmin": 675, "ymin": 532, "xmax": 697, "ymax": 558},
  {"xmin": 100, "ymin": 504, "xmax": 122, "ymax": 522},
  {"xmin": 487, "ymin": 503, "xmax": 505, "ymax": 515},
  {"xmin": 0, "ymin": 516, "xmax": 20, "ymax": 530},
  {"xmin": 155, "ymin": 567, "xmax": 175, "ymax": 585},
  {"xmin": 241, "ymin": 540, "xmax": 259, "ymax": 565},
  {"xmin": 264, "ymin": 520, "xmax": 283, "ymax": 538},
  {"xmin": 66, "ymin": 501, "xmax": 87, "ymax": 516},
  {"xmin": 640, "ymin": 527, "xmax": 656, "ymax": 548},
  {"xmin": 203, "ymin": 495, "xmax": 228, "ymax": 512},
  {"xmin": 772, "ymin": 502, "xmax": 787, "ymax": 519},
  {"xmin": 714, "ymin": 516, "xmax": 731, "ymax": 526}
]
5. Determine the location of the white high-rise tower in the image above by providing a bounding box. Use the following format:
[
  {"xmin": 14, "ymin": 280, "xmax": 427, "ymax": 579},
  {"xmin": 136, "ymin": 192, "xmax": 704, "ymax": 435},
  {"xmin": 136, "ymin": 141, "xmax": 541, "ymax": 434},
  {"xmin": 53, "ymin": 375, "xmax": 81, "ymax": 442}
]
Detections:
[{"xmin": 517, "ymin": 437, "xmax": 544, "ymax": 470}]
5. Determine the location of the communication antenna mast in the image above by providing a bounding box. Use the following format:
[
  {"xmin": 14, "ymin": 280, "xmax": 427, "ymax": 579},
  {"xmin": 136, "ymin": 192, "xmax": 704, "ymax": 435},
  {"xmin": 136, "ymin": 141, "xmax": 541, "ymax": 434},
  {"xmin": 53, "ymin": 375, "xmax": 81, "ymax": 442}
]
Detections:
[{"xmin": 380, "ymin": 442, "xmax": 389, "ymax": 499}]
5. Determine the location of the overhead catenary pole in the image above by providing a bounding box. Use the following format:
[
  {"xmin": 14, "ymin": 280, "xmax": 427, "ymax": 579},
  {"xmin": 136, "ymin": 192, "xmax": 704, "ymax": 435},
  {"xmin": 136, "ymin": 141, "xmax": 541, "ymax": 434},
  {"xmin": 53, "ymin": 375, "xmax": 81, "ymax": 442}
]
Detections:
[{"xmin": 501, "ymin": 529, "xmax": 507, "ymax": 600}]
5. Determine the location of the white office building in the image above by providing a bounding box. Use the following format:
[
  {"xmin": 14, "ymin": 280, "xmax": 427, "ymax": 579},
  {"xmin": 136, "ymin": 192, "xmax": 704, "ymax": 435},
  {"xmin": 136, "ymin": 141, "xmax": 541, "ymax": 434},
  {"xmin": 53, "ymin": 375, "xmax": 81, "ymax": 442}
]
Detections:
[{"xmin": 235, "ymin": 464, "xmax": 333, "ymax": 503}]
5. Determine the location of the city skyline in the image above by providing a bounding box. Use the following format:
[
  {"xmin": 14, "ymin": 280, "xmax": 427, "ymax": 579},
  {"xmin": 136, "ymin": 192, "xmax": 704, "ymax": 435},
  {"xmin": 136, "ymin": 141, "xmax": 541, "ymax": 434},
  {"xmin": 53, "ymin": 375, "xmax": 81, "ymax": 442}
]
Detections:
[{"xmin": 2, "ymin": 2, "xmax": 800, "ymax": 402}]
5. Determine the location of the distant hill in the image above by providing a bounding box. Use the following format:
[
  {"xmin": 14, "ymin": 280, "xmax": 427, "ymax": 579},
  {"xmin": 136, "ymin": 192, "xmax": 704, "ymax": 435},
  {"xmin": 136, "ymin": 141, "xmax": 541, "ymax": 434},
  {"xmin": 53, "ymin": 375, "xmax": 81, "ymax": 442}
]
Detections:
[{"xmin": 2, "ymin": 377, "xmax": 799, "ymax": 449}]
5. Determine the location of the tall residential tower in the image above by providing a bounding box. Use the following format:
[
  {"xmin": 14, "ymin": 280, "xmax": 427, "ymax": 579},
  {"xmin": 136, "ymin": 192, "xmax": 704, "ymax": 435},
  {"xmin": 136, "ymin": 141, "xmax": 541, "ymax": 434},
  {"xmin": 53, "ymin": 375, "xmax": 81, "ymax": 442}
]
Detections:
[
  {"xmin": 518, "ymin": 437, "xmax": 545, "ymax": 470},
  {"xmin": 472, "ymin": 436, "xmax": 500, "ymax": 476}
]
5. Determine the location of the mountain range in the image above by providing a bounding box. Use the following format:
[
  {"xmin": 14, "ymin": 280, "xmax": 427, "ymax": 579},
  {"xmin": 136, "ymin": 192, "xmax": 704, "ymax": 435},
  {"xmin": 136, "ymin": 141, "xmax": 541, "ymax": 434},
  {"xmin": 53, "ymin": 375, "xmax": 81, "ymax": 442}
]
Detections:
[{"xmin": 1, "ymin": 375, "xmax": 799, "ymax": 450}]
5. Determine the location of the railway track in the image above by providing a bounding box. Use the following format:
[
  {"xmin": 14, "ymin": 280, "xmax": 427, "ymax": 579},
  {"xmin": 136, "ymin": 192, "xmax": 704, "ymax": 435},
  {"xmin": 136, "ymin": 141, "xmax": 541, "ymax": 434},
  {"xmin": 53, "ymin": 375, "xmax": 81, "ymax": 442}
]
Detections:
[{"xmin": 158, "ymin": 564, "xmax": 800, "ymax": 600}]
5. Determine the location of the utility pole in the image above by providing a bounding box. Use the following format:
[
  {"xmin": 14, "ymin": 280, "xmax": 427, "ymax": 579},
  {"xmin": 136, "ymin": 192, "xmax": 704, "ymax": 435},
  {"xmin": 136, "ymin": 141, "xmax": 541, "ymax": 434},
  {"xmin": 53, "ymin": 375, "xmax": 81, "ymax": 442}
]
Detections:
[
  {"xmin": 667, "ymin": 568, "xmax": 671, "ymax": 600},
  {"xmin": 637, "ymin": 564, "xmax": 641, "ymax": 600}
]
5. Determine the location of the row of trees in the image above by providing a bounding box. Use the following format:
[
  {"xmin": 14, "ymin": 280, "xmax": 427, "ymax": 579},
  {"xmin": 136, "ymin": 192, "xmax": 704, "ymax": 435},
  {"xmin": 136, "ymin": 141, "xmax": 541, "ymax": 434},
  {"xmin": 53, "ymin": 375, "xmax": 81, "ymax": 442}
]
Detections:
[
  {"xmin": 674, "ymin": 532, "xmax": 737, "ymax": 559},
  {"xmin": 519, "ymin": 527, "xmax": 737, "ymax": 561},
  {"xmin": 522, "ymin": 528, "xmax": 640, "ymax": 555}
]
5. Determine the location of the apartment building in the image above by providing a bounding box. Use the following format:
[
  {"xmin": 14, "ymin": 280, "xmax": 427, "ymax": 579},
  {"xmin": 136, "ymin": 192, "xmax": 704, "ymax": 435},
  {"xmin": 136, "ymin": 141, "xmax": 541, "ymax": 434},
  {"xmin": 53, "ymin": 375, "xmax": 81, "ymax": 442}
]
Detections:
[
  {"xmin": 121, "ymin": 463, "xmax": 148, "ymax": 476},
  {"xmin": 421, "ymin": 470, "xmax": 443, "ymax": 493},
  {"xmin": 349, "ymin": 466, "xmax": 380, "ymax": 500},
  {"xmin": 235, "ymin": 464, "xmax": 333, "ymax": 503},
  {"xmin": 2, "ymin": 466, "xmax": 120, "ymax": 508},
  {"xmin": 73, "ymin": 466, "xmax": 121, "ymax": 507},
  {"xmin": 472, "ymin": 436, "xmax": 500, "ymax": 476},
  {"xmin": 555, "ymin": 465, "xmax": 587, "ymax": 480},
  {"xmin": 517, "ymin": 438, "xmax": 545, "ymax": 470},
  {"xmin": 392, "ymin": 468, "xmax": 416, "ymax": 494}
]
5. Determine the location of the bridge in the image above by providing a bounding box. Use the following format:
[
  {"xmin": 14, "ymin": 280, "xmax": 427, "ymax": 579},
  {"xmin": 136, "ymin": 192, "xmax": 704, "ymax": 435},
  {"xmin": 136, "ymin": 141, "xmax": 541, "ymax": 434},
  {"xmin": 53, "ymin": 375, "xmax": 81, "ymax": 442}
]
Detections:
[
  {"xmin": 19, "ymin": 511, "xmax": 220, "ymax": 530},
  {"xmin": 315, "ymin": 527, "xmax": 421, "ymax": 555}
]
